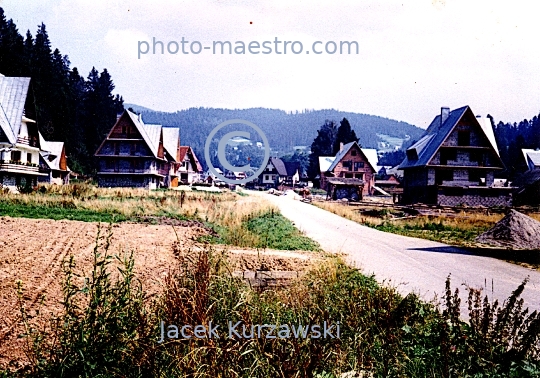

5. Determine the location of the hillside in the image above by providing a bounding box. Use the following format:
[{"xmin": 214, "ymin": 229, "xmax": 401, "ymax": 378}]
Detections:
[{"xmin": 138, "ymin": 107, "xmax": 424, "ymax": 169}]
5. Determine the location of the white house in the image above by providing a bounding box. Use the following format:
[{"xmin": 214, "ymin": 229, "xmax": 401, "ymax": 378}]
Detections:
[{"xmin": 0, "ymin": 74, "xmax": 48, "ymax": 191}]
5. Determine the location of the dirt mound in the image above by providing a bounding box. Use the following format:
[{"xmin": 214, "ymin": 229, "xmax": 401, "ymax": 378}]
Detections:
[{"xmin": 475, "ymin": 210, "xmax": 540, "ymax": 249}]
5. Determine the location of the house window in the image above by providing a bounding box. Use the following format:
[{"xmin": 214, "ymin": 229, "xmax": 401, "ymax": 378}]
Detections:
[
  {"xmin": 344, "ymin": 173, "xmax": 353, "ymax": 178},
  {"xmin": 440, "ymin": 149, "xmax": 456, "ymax": 165},
  {"xmin": 342, "ymin": 161, "xmax": 352, "ymax": 171},
  {"xmin": 265, "ymin": 175, "xmax": 269, "ymax": 180},
  {"xmin": 351, "ymin": 149, "xmax": 357, "ymax": 156},
  {"xmin": 458, "ymin": 131, "xmax": 470, "ymax": 146},
  {"xmin": 355, "ymin": 173, "xmax": 364, "ymax": 179},
  {"xmin": 435, "ymin": 170, "xmax": 453, "ymax": 185},
  {"xmin": 470, "ymin": 151, "xmax": 484, "ymax": 166},
  {"xmin": 353, "ymin": 162, "xmax": 364, "ymax": 171},
  {"xmin": 469, "ymin": 170, "xmax": 485, "ymax": 184},
  {"xmin": 27, "ymin": 153, "xmax": 32, "ymax": 164},
  {"xmin": 11, "ymin": 151, "xmax": 21, "ymax": 162}
]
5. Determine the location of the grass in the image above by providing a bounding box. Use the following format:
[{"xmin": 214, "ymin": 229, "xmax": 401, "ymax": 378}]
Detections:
[
  {"xmin": 0, "ymin": 183, "xmax": 320, "ymax": 251},
  {"xmin": 314, "ymin": 201, "xmax": 535, "ymax": 247},
  {"xmin": 4, "ymin": 225, "xmax": 540, "ymax": 377}
]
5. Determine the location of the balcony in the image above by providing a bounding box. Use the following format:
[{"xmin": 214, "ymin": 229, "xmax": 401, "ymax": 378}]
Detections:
[
  {"xmin": 98, "ymin": 167, "xmax": 168, "ymax": 177},
  {"xmin": 16, "ymin": 136, "xmax": 39, "ymax": 147},
  {"xmin": 0, "ymin": 160, "xmax": 44, "ymax": 175}
]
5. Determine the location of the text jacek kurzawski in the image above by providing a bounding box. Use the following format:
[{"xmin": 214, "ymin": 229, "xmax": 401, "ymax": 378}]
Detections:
[{"xmin": 157, "ymin": 321, "xmax": 340, "ymax": 343}]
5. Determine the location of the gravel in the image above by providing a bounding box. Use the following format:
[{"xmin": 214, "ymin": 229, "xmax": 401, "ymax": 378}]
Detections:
[{"xmin": 476, "ymin": 210, "xmax": 540, "ymax": 250}]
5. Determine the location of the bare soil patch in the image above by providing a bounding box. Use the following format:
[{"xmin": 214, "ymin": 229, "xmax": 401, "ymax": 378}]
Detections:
[{"xmin": 0, "ymin": 216, "xmax": 318, "ymax": 369}]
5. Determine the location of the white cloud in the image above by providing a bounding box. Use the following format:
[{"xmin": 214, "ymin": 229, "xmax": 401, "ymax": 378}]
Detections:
[{"xmin": 2, "ymin": 0, "xmax": 540, "ymax": 127}]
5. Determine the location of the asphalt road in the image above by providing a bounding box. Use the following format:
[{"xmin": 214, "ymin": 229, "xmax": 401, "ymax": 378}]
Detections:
[{"xmin": 255, "ymin": 192, "xmax": 540, "ymax": 314}]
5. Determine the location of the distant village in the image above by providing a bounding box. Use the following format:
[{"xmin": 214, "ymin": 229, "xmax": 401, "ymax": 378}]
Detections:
[{"xmin": 1, "ymin": 73, "xmax": 539, "ymax": 208}]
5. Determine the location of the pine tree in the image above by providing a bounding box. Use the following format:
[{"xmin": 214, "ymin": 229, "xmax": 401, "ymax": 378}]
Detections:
[
  {"xmin": 0, "ymin": 9, "xmax": 24, "ymax": 75},
  {"xmin": 333, "ymin": 117, "xmax": 359, "ymax": 155},
  {"xmin": 307, "ymin": 120, "xmax": 337, "ymax": 179}
]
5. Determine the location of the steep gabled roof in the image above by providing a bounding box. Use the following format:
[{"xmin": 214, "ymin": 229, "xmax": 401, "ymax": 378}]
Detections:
[
  {"xmin": 399, "ymin": 106, "xmax": 503, "ymax": 169},
  {"xmin": 327, "ymin": 141, "xmax": 377, "ymax": 173},
  {"xmin": 0, "ymin": 74, "xmax": 31, "ymax": 144},
  {"xmin": 39, "ymin": 132, "xmax": 70, "ymax": 172},
  {"xmin": 362, "ymin": 148, "xmax": 380, "ymax": 172},
  {"xmin": 319, "ymin": 156, "xmax": 335, "ymax": 172},
  {"xmin": 522, "ymin": 149, "xmax": 540, "ymax": 170},
  {"xmin": 124, "ymin": 110, "xmax": 160, "ymax": 157},
  {"xmin": 179, "ymin": 146, "xmax": 203, "ymax": 172},
  {"xmin": 269, "ymin": 157, "xmax": 288, "ymax": 176},
  {"xmin": 162, "ymin": 127, "xmax": 180, "ymax": 162},
  {"xmin": 283, "ymin": 161, "xmax": 299, "ymax": 176}
]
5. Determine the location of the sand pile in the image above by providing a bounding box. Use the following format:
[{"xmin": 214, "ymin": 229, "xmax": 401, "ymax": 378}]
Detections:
[{"xmin": 476, "ymin": 210, "xmax": 540, "ymax": 249}]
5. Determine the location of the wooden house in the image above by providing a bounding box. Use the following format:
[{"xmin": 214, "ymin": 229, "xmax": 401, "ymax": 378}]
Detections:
[
  {"xmin": 399, "ymin": 106, "xmax": 512, "ymax": 206},
  {"xmin": 0, "ymin": 74, "xmax": 48, "ymax": 191},
  {"xmin": 259, "ymin": 157, "xmax": 300, "ymax": 188},
  {"xmin": 38, "ymin": 133, "xmax": 70, "ymax": 185},
  {"xmin": 95, "ymin": 109, "xmax": 180, "ymax": 189},
  {"xmin": 178, "ymin": 146, "xmax": 202, "ymax": 184},
  {"xmin": 319, "ymin": 141, "xmax": 377, "ymax": 199}
]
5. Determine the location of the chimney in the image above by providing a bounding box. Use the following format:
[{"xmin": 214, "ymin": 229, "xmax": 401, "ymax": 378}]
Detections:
[
  {"xmin": 340, "ymin": 142, "xmax": 343, "ymax": 152},
  {"xmin": 441, "ymin": 107, "xmax": 450, "ymax": 126}
]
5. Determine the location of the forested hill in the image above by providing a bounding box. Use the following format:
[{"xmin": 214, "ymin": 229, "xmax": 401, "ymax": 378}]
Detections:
[{"xmin": 138, "ymin": 107, "xmax": 424, "ymax": 154}]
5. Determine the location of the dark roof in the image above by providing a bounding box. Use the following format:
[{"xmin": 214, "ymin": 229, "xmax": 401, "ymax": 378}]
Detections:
[
  {"xmin": 283, "ymin": 161, "xmax": 299, "ymax": 176},
  {"xmin": 399, "ymin": 106, "xmax": 469, "ymax": 169},
  {"xmin": 399, "ymin": 106, "xmax": 504, "ymax": 170},
  {"xmin": 270, "ymin": 157, "xmax": 288, "ymax": 176},
  {"xmin": 327, "ymin": 177, "xmax": 365, "ymax": 186},
  {"xmin": 513, "ymin": 170, "xmax": 540, "ymax": 188},
  {"xmin": 327, "ymin": 141, "xmax": 376, "ymax": 172}
]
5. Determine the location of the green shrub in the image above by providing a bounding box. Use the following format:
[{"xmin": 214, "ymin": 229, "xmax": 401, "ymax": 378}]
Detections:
[{"xmin": 9, "ymin": 230, "xmax": 540, "ymax": 377}]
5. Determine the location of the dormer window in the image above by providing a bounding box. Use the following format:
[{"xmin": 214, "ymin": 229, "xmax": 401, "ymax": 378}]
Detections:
[{"xmin": 406, "ymin": 148, "xmax": 418, "ymax": 161}]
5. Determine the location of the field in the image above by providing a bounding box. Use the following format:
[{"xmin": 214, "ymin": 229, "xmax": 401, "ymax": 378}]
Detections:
[
  {"xmin": 0, "ymin": 187, "xmax": 539, "ymax": 376},
  {"xmin": 0, "ymin": 186, "xmax": 323, "ymax": 371}
]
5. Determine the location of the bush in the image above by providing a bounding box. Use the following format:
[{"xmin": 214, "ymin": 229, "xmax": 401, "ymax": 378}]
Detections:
[{"xmin": 8, "ymin": 230, "xmax": 540, "ymax": 377}]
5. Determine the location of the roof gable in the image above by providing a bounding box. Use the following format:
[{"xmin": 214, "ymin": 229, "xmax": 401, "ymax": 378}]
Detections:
[
  {"xmin": 522, "ymin": 149, "xmax": 540, "ymax": 170},
  {"xmin": 179, "ymin": 146, "xmax": 202, "ymax": 172},
  {"xmin": 327, "ymin": 141, "xmax": 376, "ymax": 173},
  {"xmin": 96, "ymin": 110, "xmax": 162, "ymax": 158},
  {"xmin": 270, "ymin": 157, "xmax": 288, "ymax": 176},
  {"xmin": 162, "ymin": 127, "xmax": 180, "ymax": 162},
  {"xmin": 125, "ymin": 110, "xmax": 162, "ymax": 157},
  {"xmin": 283, "ymin": 161, "xmax": 300, "ymax": 176},
  {"xmin": 0, "ymin": 74, "xmax": 32, "ymax": 144},
  {"xmin": 319, "ymin": 156, "xmax": 335, "ymax": 172},
  {"xmin": 39, "ymin": 132, "xmax": 69, "ymax": 171},
  {"xmin": 399, "ymin": 106, "xmax": 503, "ymax": 169}
]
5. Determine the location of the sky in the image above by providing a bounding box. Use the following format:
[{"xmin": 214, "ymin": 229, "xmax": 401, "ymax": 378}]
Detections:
[{"xmin": 3, "ymin": 0, "xmax": 540, "ymax": 128}]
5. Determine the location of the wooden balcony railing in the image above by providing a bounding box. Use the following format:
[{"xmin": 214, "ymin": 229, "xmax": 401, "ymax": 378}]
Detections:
[
  {"xmin": 16, "ymin": 137, "xmax": 39, "ymax": 147},
  {"xmin": 0, "ymin": 160, "xmax": 41, "ymax": 173}
]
